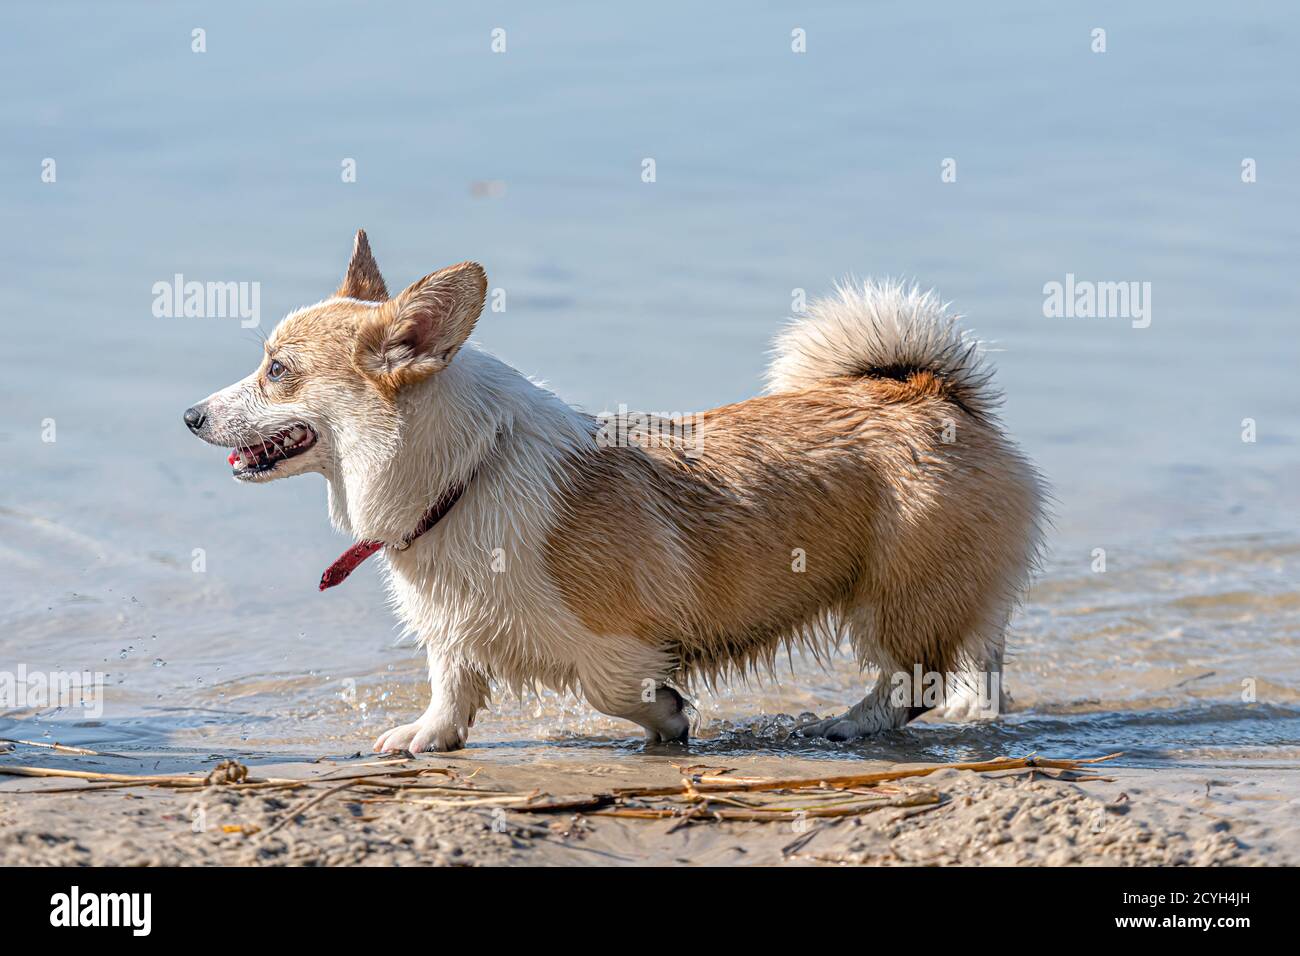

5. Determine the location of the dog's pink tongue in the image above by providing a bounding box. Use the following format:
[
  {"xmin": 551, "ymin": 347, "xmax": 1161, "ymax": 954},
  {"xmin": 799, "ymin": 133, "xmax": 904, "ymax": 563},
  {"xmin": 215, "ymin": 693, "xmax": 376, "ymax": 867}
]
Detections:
[{"xmin": 227, "ymin": 449, "xmax": 240, "ymax": 466}]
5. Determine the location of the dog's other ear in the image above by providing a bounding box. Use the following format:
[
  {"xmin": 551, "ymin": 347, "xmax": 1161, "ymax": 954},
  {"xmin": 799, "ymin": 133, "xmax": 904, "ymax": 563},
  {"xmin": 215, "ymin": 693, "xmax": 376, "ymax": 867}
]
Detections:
[
  {"xmin": 336, "ymin": 229, "xmax": 389, "ymax": 302},
  {"xmin": 354, "ymin": 262, "xmax": 488, "ymax": 392}
]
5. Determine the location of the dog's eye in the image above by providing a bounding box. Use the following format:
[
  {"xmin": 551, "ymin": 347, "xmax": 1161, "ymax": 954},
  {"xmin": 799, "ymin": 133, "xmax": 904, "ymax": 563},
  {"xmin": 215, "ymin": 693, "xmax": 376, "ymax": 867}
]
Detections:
[{"xmin": 267, "ymin": 360, "xmax": 286, "ymax": 382}]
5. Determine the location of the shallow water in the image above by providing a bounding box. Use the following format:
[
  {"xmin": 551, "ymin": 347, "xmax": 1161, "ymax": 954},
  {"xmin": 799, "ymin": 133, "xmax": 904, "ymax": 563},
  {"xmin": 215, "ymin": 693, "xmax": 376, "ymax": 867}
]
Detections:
[{"xmin": 2, "ymin": 3, "xmax": 1299, "ymax": 773}]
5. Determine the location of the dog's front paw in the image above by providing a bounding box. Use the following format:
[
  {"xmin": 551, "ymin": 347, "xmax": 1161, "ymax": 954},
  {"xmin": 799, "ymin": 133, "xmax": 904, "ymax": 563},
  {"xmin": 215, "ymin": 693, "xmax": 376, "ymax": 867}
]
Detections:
[{"xmin": 373, "ymin": 718, "xmax": 466, "ymax": 754}]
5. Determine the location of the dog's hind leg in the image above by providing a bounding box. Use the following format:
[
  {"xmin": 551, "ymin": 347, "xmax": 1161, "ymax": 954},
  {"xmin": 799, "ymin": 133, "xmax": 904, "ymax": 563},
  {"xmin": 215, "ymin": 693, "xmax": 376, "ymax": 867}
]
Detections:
[
  {"xmin": 794, "ymin": 684, "xmax": 910, "ymax": 740},
  {"xmin": 578, "ymin": 638, "xmax": 690, "ymax": 744},
  {"xmin": 796, "ymin": 588, "xmax": 968, "ymax": 741},
  {"xmin": 795, "ymin": 668, "xmax": 921, "ymax": 740}
]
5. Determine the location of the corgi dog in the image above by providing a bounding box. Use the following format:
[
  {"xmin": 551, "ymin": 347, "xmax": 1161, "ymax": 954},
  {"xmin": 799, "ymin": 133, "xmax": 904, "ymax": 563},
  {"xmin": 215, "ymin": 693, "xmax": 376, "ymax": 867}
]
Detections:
[{"xmin": 184, "ymin": 230, "xmax": 1044, "ymax": 752}]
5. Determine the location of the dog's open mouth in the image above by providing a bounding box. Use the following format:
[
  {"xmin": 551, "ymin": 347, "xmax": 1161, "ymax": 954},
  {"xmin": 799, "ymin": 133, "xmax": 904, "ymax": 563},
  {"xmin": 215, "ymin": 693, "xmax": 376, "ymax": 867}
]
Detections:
[{"xmin": 228, "ymin": 424, "xmax": 317, "ymax": 478}]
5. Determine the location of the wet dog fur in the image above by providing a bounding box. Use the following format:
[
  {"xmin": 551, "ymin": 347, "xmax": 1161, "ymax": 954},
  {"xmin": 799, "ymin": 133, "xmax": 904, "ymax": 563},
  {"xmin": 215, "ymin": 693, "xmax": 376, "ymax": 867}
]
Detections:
[{"xmin": 184, "ymin": 231, "xmax": 1044, "ymax": 752}]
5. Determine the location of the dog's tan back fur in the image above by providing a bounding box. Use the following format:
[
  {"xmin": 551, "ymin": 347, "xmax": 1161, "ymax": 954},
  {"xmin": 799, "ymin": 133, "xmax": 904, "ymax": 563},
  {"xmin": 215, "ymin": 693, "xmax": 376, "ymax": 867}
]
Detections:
[{"xmin": 545, "ymin": 371, "xmax": 1040, "ymax": 687}]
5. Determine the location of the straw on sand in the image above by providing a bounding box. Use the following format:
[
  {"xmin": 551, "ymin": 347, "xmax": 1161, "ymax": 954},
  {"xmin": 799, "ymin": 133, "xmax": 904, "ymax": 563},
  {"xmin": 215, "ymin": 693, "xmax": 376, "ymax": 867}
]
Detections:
[{"xmin": 0, "ymin": 752, "xmax": 1122, "ymax": 834}]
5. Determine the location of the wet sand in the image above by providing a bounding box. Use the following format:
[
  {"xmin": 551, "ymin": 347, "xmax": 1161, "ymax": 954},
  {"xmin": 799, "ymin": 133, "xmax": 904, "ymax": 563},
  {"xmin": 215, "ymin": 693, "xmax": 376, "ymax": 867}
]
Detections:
[{"xmin": 2, "ymin": 745, "xmax": 1293, "ymax": 866}]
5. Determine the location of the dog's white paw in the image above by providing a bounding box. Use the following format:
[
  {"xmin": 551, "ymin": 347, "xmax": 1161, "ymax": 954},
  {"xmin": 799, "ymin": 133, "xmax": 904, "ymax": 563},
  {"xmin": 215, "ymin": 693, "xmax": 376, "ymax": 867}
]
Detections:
[{"xmin": 373, "ymin": 718, "xmax": 466, "ymax": 754}]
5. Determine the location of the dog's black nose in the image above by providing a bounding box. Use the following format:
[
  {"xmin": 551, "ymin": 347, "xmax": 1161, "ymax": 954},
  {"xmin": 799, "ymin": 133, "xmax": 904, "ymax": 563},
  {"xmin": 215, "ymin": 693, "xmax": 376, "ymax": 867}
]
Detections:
[{"xmin": 183, "ymin": 406, "xmax": 207, "ymax": 433}]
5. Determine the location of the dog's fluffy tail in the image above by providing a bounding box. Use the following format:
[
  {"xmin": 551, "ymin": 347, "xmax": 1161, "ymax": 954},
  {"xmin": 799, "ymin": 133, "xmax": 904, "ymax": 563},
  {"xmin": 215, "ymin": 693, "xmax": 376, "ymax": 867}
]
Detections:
[{"xmin": 765, "ymin": 279, "xmax": 999, "ymax": 418}]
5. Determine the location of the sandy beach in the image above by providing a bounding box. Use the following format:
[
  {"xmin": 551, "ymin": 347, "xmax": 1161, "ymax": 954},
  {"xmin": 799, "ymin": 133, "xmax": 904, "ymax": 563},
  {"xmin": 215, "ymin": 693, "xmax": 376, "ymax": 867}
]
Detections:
[{"xmin": 2, "ymin": 742, "xmax": 1294, "ymax": 867}]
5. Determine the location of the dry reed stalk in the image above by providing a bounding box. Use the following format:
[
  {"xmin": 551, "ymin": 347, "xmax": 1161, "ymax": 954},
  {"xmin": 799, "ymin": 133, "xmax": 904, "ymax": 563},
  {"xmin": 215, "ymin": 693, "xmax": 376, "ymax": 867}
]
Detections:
[
  {"xmin": 511, "ymin": 794, "xmax": 616, "ymax": 813},
  {"xmin": 611, "ymin": 753, "xmax": 1122, "ymax": 798},
  {"xmin": 721, "ymin": 789, "xmax": 939, "ymax": 820},
  {"xmin": 5, "ymin": 782, "xmax": 158, "ymax": 795},
  {"xmin": 710, "ymin": 802, "xmax": 934, "ymax": 822},
  {"xmin": 313, "ymin": 765, "xmax": 453, "ymax": 783},
  {"xmin": 259, "ymin": 782, "xmax": 358, "ymax": 839},
  {"xmin": 588, "ymin": 807, "xmax": 672, "ymax": 820},
  {"xmin": 665, "ymin": 804, "xmax": 709, "ymax": 833},
  {"xmin": 0, "ymin": 765, "xmax": 250, "ymax": 787},
  {"xmin": 592, "ymin": 788, "xmax": 939, "ymax": 823},
  {"xmin": 381, "ymin": 795, "xmax": 533, "ymax": 810},
  {"xmin": 351, "ymin": 784, "xmax": 508, "ymax": 796},
  {"xmin": 689, "ymin": 792, "xmax": 903, "ymax": 813},
  {"xmin": 886, "ymin": 799, "xmax": 952, "ymax": 824},
  {"xmin": 0, "ymin": 739, "xmax": 110, "ymax": 757},
  {"xmin": 0, "ymin": 762, "xmax": 453, "ymax": 794}
]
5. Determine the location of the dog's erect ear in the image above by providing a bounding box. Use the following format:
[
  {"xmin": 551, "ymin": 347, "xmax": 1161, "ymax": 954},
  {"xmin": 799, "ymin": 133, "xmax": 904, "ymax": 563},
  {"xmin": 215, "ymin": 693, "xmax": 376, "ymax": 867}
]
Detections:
[
  {"xmin": 353, "ymin": 262, "xmax": 488, "ymax": 392},
  {"xmin": 336, "ymin": 229, "xmax": 389, "ymax": 302}
]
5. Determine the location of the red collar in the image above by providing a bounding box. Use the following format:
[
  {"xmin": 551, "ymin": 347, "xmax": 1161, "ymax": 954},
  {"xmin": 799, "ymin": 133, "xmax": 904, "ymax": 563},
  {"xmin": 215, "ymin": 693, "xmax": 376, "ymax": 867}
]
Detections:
[{"xmin": 318, "ymin": 482, "xmax": 468, "ymax": 591}]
